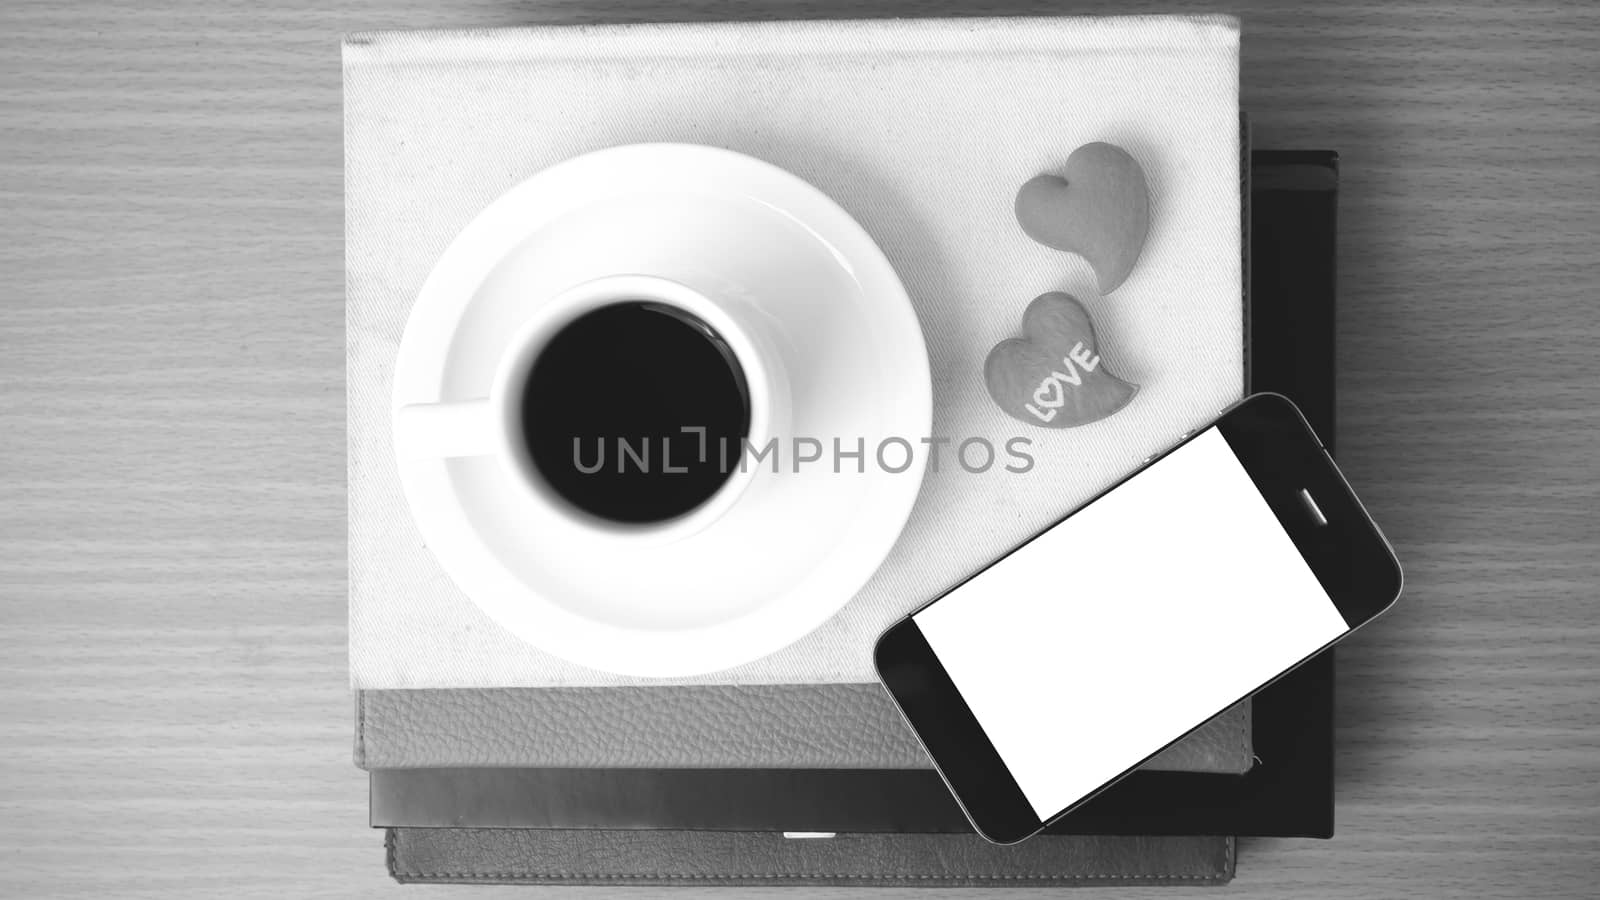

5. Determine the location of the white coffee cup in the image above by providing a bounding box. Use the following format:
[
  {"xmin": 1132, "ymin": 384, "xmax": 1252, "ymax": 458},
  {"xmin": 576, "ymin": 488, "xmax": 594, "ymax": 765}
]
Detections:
[{"xmin": 393, "ymin": 274, "xmax": 791, "ymax": 546}]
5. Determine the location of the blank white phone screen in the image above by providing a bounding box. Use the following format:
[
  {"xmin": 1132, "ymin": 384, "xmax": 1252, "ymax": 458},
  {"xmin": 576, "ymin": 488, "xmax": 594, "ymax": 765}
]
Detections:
[{"xmin": 913, "ymin": 427, "xmax": 1347, "ymax": 821}]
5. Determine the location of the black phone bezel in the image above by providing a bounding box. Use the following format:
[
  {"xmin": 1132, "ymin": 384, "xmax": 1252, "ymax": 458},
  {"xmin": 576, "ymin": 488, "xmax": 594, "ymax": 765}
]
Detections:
[{"xmin": 873, "ymin": 392, "xmax": 1403, "ymax": 844}]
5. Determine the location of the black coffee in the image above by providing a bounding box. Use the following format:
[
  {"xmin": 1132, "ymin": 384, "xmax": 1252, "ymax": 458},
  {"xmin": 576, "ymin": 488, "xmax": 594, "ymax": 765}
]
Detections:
[{"xmin": 521, "ymin": 302, "xmax": 752, "ymax": 524}]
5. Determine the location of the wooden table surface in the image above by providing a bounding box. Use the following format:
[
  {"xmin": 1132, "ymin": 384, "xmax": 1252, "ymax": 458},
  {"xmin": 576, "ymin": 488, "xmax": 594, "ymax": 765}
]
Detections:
[{"xmin": 2, "ymin": 1, "xmax": 1596, "ymax": 897}]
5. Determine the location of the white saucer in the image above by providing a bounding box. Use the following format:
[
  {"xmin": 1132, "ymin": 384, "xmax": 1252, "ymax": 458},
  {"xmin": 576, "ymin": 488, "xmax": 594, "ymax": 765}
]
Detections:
[{"xmin": 392, "ymin": 144, "xmax": 931, "ymax": 677}]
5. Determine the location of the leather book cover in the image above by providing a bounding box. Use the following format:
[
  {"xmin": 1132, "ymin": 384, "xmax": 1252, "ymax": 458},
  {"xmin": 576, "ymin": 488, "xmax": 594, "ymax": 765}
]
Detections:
[
  {"xmin": 354, "ymin": 684, "xmax": 1250, "ymax": 773},
  {"xmin": 386, "ymin": 829, "xmax": 1234, "ymax": 887}
]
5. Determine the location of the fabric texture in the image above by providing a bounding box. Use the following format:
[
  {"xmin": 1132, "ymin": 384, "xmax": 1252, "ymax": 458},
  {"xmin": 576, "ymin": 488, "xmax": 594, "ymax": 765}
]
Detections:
[{"xmin": 346, "ymin": 16, "xmax": 1243, "ymax": 688}]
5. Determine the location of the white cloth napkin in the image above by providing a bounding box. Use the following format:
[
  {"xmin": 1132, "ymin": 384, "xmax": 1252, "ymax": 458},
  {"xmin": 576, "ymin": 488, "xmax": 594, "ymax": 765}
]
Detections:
[{"xmin": 346, "ymin": 16, "xmax": 1242, "ymax": 688}]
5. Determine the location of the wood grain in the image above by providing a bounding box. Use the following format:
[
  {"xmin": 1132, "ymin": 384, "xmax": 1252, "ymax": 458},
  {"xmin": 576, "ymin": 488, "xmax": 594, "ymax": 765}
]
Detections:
[{"xmin": 1, "ymin": 1, "xmax": 1597, "ymax": 897}]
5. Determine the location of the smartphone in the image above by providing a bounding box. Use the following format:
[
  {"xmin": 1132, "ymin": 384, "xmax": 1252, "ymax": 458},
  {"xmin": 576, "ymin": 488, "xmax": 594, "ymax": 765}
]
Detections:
[{"xmin": 874, "ymin": 393, "xmax": 1402, "ymax": 844}]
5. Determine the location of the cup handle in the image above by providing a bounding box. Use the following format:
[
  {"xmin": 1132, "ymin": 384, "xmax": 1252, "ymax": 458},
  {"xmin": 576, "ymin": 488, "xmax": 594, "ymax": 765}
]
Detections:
[{"xmin": 394, "ymin": 399, "xmax": 497, "ymax": 461}]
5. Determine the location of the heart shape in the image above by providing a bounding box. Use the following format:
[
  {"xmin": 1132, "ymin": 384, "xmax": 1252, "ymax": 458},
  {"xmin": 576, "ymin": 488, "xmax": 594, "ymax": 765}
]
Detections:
[
  {"xmin": 1015, "ymin": 142, "xmax": 1149, "ymax": 294},
  {"xmin": 1032, "ymin": 378, "xmax": 1065, "ymax": 410},
  {"xmin": 984, "ymin": 292, "xmax": 1138, "ymax": 429}
]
